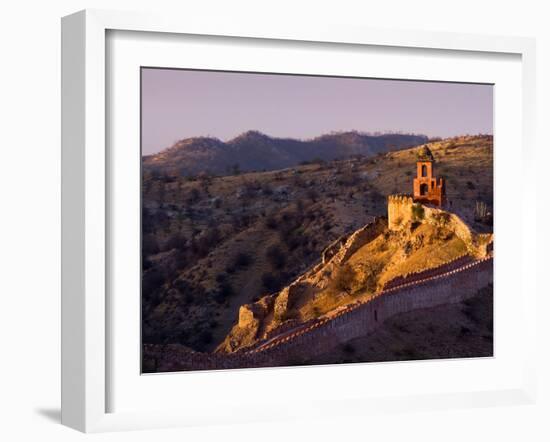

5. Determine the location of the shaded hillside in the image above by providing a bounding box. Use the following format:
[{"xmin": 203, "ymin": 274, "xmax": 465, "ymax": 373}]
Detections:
[
  {"xmin": 143, "ymin": 130, "xmax": 428, "ymax": 176},
  {"xmin": 141, "ymin": 135, "xmax": 493, "ymax": 353}
]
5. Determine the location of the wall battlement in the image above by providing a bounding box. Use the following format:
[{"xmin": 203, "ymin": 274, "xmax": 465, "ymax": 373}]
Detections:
[{"xmin": 387, "ymin": 194, "xmax": 414, "ymax": 204}]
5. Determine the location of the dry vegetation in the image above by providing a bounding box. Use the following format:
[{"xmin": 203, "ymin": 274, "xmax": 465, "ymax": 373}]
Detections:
[{"xmin": 141, "ymin": 135, "xmax": 493, "ymax": 353}]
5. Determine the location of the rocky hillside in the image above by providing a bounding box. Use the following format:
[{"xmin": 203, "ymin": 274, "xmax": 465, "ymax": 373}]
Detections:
[
  {"xmin": 141, "ymin": 134, "xmax": 493, "ymax": 353},
  {"xmin": 143, "ymin": 130, "xmax": 428, "ymax": 176},
  {"xmin": 217, "ymin": 200, "xmax": 492, "ymax": 353}
]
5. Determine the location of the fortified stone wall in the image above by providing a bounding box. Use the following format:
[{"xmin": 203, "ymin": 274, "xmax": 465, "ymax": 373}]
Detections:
[
  {"xmin": 336, "ymin": 217, "xmax": 386, "ymax": 264},
  {"xmin": 321, "ymin": 234, "xmax": 350, "ymax": 265},
  {"xmin": 387, "ymin": 195, "xmax": 415, "ymax": 230},
  {"xmin": 146, "ymin": 255, "xmax": 493, "ymax": 372}
]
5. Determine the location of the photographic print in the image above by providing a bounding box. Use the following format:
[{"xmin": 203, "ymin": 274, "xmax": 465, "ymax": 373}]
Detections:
[{"xmin": 141, "ymin": 68, "xmax": 493, "ymax": 373}]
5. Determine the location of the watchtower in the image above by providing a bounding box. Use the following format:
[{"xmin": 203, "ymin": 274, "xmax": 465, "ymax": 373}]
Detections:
[{"xmin": 412, "ymin": 146, "xmax": 445, "ymax": 206}]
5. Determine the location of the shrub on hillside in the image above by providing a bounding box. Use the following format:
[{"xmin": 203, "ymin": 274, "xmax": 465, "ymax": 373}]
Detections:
[
  {"xmin": 411, "ymin": 203, "xmax": 425, "ymax": 221},
  {"xmin": 266, "ymin": 244, "xmax": 286, "ymax": 269},
  {"xmin": 264, "ymin": 213, "xmax": 278, "ymax": 229},
  {"xmin": 233, "ymin": 252, "xmax": 252, "ymax": 269},
  {"xmin": 261, "ymin": 272, "xmax": 283, "ymax": 292},
  {"xmin": 192, "ymin": 227, "xmax": 221, "ymax": 257},
  {"xmin": 342, "ymin": 343, "xmax": 356, "ymax": 355},
  {"xmin": 164, "ymin": 232, "xmax": 187, "ymax": 251},
  {"xmin": 186, "ymin": 187, "xmax": 201, "ymax": 204},
  {"xmin": 283, "ymin": 234, "xmax": 301, "ymax": 251},
  {"xmin": 330, "ymin": 264, "xmax": 356, "ymax": 295},
  {"xmin": 142, "ymin": 268, "xmax": 164, "ymax": 300},
  {"xmin": 197, "ymin": 330, "xmax": 213, "ymax": 349},
  {"xmin": 215, "ymin": 272, "xmax": 228, "ymax": 283},
  {"xmin": 336, "ymin": 170, "xmax": 358, "ymax": 187},
  {"xmin": 142, "ymin": 233, "xmax": 160, "ymax": 257},
  {"xmin": 431, "ymin": 212, "xmax": 450, "ymax": 227},
  {"xmin": 213, "ymin": 280, "xmax": 234, "ymax": 303},
  {"xmin": 306, "ymin": 188, "xmax": 319, "ymax": 202},
  {"xmin": 356, "ymin": 260, "xmax": 383, "ymax": 293}
]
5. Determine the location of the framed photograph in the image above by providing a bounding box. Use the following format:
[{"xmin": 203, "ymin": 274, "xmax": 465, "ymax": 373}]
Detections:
[{"xmin": 61, "ymin": 9, "xmax": 537, "ymax": 432}]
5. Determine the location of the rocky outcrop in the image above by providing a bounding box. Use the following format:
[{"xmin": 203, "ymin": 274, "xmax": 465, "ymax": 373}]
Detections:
[
  {"xmin": 423, "ymin": 206, "xmax": 493, "ymax": 258},
  {"xmin": 219, "ymin": 296, "xmax": 275, "ymax": 353},
  {"xmin": 387, "ymin": 195, "xmax": 493, "ymax": 257},
  {"xmin": 273, "ymin": 283, "xmax": 305, "ymax": 320}
]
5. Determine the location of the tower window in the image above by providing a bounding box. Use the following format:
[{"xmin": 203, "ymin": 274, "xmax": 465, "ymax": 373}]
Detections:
[
  {"xmin": 420, "ymin": 183, "xmax": 428, "ymax": 195},
  {"xmin": 421, "ymin": 164, "xmax": 427, "ymax": 177}
]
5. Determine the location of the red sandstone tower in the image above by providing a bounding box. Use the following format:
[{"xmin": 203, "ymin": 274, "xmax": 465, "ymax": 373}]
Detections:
[{"xmin": 412, "ymin": 147, "xmax": 445, "ymax": 206}]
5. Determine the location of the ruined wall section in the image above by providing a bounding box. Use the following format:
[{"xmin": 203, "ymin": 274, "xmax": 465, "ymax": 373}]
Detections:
[
  {"xmin": 321, "ymin": 234, "xmax": 350, "ymax": 265},
  {"xmin": 333, "ymin": 217, "xmax": 386, "ymax": 265}
]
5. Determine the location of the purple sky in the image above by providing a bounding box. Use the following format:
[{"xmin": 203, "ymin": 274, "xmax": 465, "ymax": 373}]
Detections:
[{"xmin": 141, "ymin": 68, "xmax": 493, "ymax": 155}]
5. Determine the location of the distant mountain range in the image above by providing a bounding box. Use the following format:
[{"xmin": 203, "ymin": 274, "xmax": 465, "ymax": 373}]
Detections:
[{"xmin": 143, "ymin": 130, "xmax": 428, "ymax": 176}]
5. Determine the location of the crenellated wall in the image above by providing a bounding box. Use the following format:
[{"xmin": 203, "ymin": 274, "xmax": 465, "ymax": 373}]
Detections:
[
  {"xmin": 145, "ymin": 255, "xmax": 493, "ymax": 372},
  {"xmin": 387, "ymin": 194, "xmax": 414, "ymax": 230}
]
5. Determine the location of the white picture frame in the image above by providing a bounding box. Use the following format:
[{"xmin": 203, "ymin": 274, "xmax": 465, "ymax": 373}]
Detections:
[{"xmin": 61, "ymin": 9, "xmax": 537, "ymax": 433}]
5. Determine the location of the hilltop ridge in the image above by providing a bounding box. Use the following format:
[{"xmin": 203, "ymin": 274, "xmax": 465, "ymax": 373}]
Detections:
[{"xmin": 143, "ymin": 130, "xmax": 428, "ymax": 176}]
